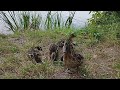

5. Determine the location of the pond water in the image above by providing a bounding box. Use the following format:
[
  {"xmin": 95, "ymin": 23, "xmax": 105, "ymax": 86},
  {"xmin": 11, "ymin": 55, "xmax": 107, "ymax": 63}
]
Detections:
[{"xmin": 0, "ymin": 11, "xmax": 92, "ymax": 35}]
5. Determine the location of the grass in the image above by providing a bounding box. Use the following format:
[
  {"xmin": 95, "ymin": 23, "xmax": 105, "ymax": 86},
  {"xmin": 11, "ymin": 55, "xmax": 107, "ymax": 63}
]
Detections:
[
  {"xmin": 0, "ymin": 24, "xmax": 120, "ymax": 79},
  {"xmin": 0, "ymin": 11, "xmax": 76, "ymax": 32},
  {"xmin": 0, "ymin": 37, "xmax": 20, "ymax": 54},
  {"xmin": 0, "ymin": 29, "xmax": 72, "ymax": 79},
  {"xmin": 1, "ymin": 11, "xmax": 120, "ymax": 79}
]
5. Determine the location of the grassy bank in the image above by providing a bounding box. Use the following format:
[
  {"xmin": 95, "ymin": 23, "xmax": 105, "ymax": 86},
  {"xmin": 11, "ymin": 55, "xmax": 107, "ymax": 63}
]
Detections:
[{"xmin": 0, "ymin": 26, "xmax": 120, "ymax": 79}]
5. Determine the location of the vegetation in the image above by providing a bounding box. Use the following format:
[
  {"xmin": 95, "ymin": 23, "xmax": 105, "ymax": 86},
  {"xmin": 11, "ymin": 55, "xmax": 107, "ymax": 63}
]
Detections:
[
  {"xmin": 0, "ymin": 11, "xmax": 120, "ymax": 79},
  {"xmin": 0, "ymin": 11, "xmax": 76, "ymax": 32}
]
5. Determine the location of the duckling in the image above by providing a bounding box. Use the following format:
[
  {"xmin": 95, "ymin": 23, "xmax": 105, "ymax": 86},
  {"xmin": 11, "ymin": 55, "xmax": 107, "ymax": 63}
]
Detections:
[
  {"xmin": 27, "ymin": 46, "xmax": 43, "ymax": 63},
  {"xmin": 56, "ymin": 39, "xmax": 65, "ymax": 48},
  {"xmin": 49, "ymin": 43, "xmax": 58, "ymax": 61},
  {"xmin": 49, "ymin": 39, "xmax": 65, "ymax": 61}
]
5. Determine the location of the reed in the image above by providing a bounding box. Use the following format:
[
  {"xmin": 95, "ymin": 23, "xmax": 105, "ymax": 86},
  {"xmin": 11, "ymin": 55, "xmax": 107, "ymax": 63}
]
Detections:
[{"xmin": 0, "ymin": 11, "xmax": 76, "ymax": 32}]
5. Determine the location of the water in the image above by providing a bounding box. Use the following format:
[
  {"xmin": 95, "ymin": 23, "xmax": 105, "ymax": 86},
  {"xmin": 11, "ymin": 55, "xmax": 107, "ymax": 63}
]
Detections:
[
  {"xmin": 0, "ymin": 20, "xmax": 13, "ymax": 35},
  {"xmin": 0, "ymin": 11, "xmax": 92, "ymax": 35}
]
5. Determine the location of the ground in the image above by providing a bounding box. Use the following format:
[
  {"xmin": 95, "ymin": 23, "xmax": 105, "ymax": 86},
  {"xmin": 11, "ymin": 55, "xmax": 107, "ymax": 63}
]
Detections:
[{"xmin": 0, "ymin": 31, "xmax": 120, "ymax": 79}]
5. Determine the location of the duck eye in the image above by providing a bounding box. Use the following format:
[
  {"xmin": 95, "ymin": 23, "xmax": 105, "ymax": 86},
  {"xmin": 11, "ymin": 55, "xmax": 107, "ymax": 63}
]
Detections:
[{"xmin": 30, "ymin": 54, "xmax": 34, "ymax": 57}]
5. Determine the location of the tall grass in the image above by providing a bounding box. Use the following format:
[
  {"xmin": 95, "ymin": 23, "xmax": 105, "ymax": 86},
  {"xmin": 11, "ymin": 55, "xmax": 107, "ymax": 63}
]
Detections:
[
  {"xmin": 0, "ymin": 11, "xmax": 17, "ymax": 32},
  {"xmin": 45, "ymin": 11, "xmax": 52, "ymax": 30},
  {"xmin": 65, "ymin": 11, "xmax": 76, "ymax": 28},
  {"xmin": 53, "ymin": 12, "xmax": 62, "ymax": 29},
  {"xmin": 31, "ymin": 13, "xmax": 42, "ymax": 30},
  {"xmin": 0, "ymin": 11, "xmax": 76, "ymax": 32},
  {"xmin": 0, "ymin": 11, "xmax": 42, "ymax": 32},
  {"xmin": 44, "ymin": 11, "xmax": 76, "ymax": 30},
  {"xmin": 20, "ymin": 12, "xmax": 30, "ymax": 30},
  {"xmin": 44, "ymin": 11, "xmax": 63, "ymax": 30}
]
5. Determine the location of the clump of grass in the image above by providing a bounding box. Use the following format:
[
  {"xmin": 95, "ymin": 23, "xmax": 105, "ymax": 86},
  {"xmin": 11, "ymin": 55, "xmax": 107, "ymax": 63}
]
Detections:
[
  {"xmin": 114, "ymin": 62, "xmax": 120, "ymax": 70},
  {"xmin": 65, "ymin": 11, "xmax": 76, "ymax": 28},
  {"xmin": 84, "ymin": 53, "xmax": 93, "ymax": 61},
  {"xmin": 0, "ymin": 11, "xmax": 78, "ymax": 33},
  {"xmin": 0, "ymin": 34, "xmax": 7, "ymax": 39},
  {"xmin": 0, "ymin": 11, "xmax": 42, "ymax": 32},
  {"xmin": 31, "ymin": 13, "xmax": 42, "ymax": 30},
  {"xmin": 20, "ymin": 11, "xmax": 30, "ymax": 30},
  {"xmin": 79, "ymin": 66, "xmax": 91, "ymax": 79},
  {"xmin": 0, "ymin": 40, "xmax": 20, "ymax": 54},
  {"xmin": 19, "ymin": 60, "xmax": 63, "ymax": 79},
  {"xmin": 0, "ymin": 73, "xmax": 19, "ymax": 79}
]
